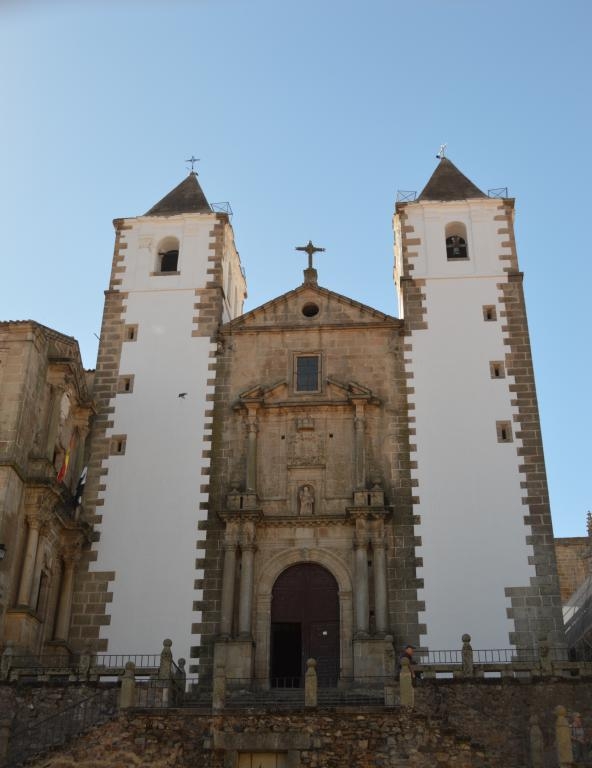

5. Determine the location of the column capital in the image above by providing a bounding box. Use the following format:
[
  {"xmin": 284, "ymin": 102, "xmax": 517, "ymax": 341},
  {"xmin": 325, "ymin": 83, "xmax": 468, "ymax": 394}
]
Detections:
[
  {"xmin": 25, "ymin": 508, "xmax": 53, "ymax": 533},
  {"xmin": 61, "ymin": 543, "xmax": 82, "ymax": 566}
]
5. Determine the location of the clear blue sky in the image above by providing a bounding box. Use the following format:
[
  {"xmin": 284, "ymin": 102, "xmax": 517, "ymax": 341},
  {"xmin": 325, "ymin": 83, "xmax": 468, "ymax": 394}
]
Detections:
[{"xmin": 1, "ymin": 0, "xmax": 590, "ymax": 537}]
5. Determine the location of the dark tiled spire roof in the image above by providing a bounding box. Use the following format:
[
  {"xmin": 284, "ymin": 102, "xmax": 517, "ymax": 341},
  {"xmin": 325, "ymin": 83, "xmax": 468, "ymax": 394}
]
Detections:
[
  {"xmin": 418, "ymin": 158, "xmax": 486, "ymax": 202},
  {"xmin": 145, "ymin": 172, "xmax": 211, "ymax": 216}
]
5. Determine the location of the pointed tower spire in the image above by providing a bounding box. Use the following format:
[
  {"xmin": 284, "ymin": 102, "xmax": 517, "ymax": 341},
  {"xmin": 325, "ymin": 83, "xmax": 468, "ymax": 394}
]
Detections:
[
  {"xmin": 145, "ymin": 172, "xmax": 211, "ymax": 216},
  {"xmin": 418, "ymin": 157, "xmax": 486, "ymax": 202}
]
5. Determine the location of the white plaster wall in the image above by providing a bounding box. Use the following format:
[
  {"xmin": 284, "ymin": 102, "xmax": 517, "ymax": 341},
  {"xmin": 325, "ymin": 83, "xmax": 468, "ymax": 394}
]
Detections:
[
  {"xmin": 401, "ymin": 201, "xmax": 535, "ymax": 651},
  {"xmin": 90, "ymin": 213, "xmax": 231, "ymax": 662}
]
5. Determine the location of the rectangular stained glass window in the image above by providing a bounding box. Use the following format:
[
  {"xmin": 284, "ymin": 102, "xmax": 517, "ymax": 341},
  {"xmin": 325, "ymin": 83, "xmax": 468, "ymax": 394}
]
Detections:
[{"xmin": 295, "ymin": 355, "xmax": 320, "ymax": 392}]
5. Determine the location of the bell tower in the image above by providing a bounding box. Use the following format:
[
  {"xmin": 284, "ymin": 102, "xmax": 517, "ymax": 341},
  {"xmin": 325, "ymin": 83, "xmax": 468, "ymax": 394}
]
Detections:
[
  {"xmin": 70, "ymin": 172, "xmax": 246, "ymax": 662},
  {"xmin": 394, "ymin": 158, "xmax": 564, "ymax": 650}
]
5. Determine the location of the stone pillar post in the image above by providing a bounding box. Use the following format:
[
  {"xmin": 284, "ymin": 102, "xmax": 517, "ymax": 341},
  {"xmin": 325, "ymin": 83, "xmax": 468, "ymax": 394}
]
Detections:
[
  {"xmin": 245, "ymin": 407, "xmax": 259, "ymax": 492},
  {"xmin": 0, "ymin": 719, "xmax": 12, "ymax": 767},
  {"xmin": 538, "ymin": 634, "xmax": 552, "ymax": 675},
  {"xmin": 353, "ymin": 402, "xmax": 366, "ymax": 490},
  {"xmin": 305, "ymin": 658, "xmax": 318, "ymax": 707},
  {"xmin": 461, "ymin": 634, "xmax": 474, "ymax": 677},
  {"xmin": 212, "ymin": 663, "xmax": 226, "ymax": 712},
  {"xmin": 54, "ymin": 546, "xmax": 80, "ymax": 640},
  {"xmin": 373, "ymin": 536, "xmax": 387, "ymax": 635},
  {"xmin": 399, "ymin": 657, "xmax": 414, "ymax": 709},
  {"xmin": 119, "ymin": 662, "xmax": 136, "ymax": 709},
  {"xmin": 238, "ymin": 526, "xmax": 256, "ymax": 638},
  {"xmin": 0, "ymin": 645, "xmax": 13, "ymax": 682},
  {"xmin": 529, "ymin": 715, "xmax": 544, "ymax": 768},
  {"xmin": 159, "ymin": 638, "xmax": 173, "ymax": 680},
  {"xmin": 354, "ymin": 526, "xmax": 369, "ymax": 637},
  {"xmin": 555, "ymin": 705, "xmax": 573, "ymax": 767},
  {"xmin": 220, "ymin": 526, "xmax": 238, "ymax": 638},
  {"xmin": 17, "ymin": 514, "xmax": 42, "ymax": 607}
]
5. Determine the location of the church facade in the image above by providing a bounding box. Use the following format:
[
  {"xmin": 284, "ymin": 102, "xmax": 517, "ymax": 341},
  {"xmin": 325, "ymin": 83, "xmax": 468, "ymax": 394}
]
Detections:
[{"xmin": 0, "ymin": 159, "xmax": 566, "ymax": 687}]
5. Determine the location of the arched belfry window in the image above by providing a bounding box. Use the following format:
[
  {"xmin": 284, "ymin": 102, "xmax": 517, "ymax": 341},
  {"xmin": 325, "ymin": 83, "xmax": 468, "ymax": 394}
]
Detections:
[
  {"xmin": 445, "ymin": 222, "xmax": 468, "ymax": 260},
  {"xmin": 156, "ymin": 236, "xmax": 180, "ymax": 273}
]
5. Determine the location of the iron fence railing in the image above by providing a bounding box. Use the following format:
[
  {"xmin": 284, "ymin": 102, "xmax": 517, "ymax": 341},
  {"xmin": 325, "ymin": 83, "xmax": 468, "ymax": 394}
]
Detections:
[
  {"xmin": 5, "ymin": 687, "xmax": 118, "ymax": 767},
  {"xmin": 396, "ymin": 190, "xmax": 417, "ymax": 203},
  {"xmin": 92, "ymin": 653, "xmax": 160, "ymax": 671}
]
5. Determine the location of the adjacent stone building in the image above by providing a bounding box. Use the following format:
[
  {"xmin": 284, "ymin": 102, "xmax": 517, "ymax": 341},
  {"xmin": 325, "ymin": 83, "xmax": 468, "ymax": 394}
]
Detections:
[{"xmin": 0, "ymin": 321, "xmax": 93, "ymax": 654}]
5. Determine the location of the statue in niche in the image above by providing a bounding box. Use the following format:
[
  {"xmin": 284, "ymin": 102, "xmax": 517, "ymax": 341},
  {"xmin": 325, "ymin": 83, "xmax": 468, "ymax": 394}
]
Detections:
[{"xmin": 298, "ymin": 484, "xmax": 315, "ymax": 516}]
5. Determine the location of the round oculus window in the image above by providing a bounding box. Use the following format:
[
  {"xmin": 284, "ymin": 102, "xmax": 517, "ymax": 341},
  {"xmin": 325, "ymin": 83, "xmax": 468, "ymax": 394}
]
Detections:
[{"xmin": 302, "ymin": 302, "xmax": 320, "ymax": 317}]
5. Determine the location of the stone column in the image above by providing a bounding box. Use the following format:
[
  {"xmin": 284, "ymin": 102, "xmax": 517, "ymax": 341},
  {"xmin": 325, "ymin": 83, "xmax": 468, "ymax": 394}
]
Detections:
[
  {"xmin": 353, "ymin": 402, "xmax": 366, "ymax": 490},
  {"xmin": 373, "ymin": 536, "xmax": 387, "ymax": 635},
  {"xmin": 54, "ymin": 546, "xmax": 80, "ymax": 640},
  {"xmin": 245, "ymin": 407, "xmax": 259, "ymax": 492},
  {"xmin": 354, "ymin": 527, "xmax": 369, "ymax": 636},
  {"xmin": 238, "ymin": 526, "xmax": 256, "ymax": 637},
  {"xmin": 17, "ymin": 514, "xmax": 43, "ymax": 607},
  {"xmin": 220, "ymin": 528, "xmax": 238, "ymax": 638}
]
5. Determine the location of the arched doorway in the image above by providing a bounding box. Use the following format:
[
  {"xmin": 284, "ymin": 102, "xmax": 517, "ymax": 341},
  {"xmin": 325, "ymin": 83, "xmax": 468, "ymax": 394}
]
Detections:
[{"xmin": 270, "ymin": 563, "xmax": 339, "ymax": 687}]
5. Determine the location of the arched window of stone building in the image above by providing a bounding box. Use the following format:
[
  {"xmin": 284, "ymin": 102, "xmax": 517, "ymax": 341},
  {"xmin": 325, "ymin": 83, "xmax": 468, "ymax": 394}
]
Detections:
[
  {"xmin": 156, "ymin": 236, "xmax": 180, "ymax": 273},
  {"xmin": 445, "ymin": 221, "xmax": 468, "ymax": 260}
]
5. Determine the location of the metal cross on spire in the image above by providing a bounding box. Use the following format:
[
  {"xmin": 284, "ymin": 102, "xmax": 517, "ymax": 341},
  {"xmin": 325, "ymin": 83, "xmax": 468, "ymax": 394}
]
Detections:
[
  {"xmin": 436, "ymin": 143, "xmax": 447, "ymax": 159},
  {"xmin": 185, "ymin": 156, "xmax": 200, "ymax": 172},
  {"xmin": 295, "ymin": 240, "xmax": 325, "ymax": 269}
]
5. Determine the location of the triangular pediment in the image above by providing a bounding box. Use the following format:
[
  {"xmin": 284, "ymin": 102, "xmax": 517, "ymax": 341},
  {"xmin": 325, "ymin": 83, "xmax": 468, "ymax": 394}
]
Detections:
[
  {"xmin": 225, "ymin": 282, "xmax": 399, "ymax": 332},
  {"xmin": 235, "ymin": 377, "xmax": 379, "ymax": 408}
]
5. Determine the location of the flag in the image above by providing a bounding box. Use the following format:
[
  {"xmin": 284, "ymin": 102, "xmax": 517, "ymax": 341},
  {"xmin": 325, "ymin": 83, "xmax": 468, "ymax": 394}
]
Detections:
[
  {"xmin": 57, "ymin": 433, "xmax": 76, "ymax": 483},
  {"xmin": 74, "ymin": 465, "xmax": 88, "ymax": 508}
]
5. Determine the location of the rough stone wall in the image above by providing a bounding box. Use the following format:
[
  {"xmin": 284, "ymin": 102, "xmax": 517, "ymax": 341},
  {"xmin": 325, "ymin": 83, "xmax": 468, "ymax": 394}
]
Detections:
[
  {"xmin": 0, "ymin": 682, "xmax": 116, "ymax": 729},
  {"xmin": 416, "ymin": 677, "xmax": 592, "ymax": 766},
  {"xmin": 554, "ymin": 536, "xmax": 589, "ymax": 602},
  {"xmin": 0, "ymin": 673, "xmax": 589, "ymax": 768},
  {"xmin": 10, "ymin": 677, "xmax": 592, "ymax": 768},
  {"xmin": 19, "ymin": 709, "xmax": 479, "ymax": 768}
]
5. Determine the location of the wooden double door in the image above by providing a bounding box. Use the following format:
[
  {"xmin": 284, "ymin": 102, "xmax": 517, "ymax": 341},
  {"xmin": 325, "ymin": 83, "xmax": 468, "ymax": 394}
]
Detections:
[{"xmin": 270, "ymin": 563, "xmax": 339, "ymax": 686}]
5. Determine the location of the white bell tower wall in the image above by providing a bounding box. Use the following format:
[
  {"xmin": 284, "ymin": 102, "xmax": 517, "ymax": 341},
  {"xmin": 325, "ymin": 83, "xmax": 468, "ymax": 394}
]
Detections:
[
  {"xmin": 71, "ymin": 210, "xmax": 246, "ymax": 664},
  {"xmin": 394, "ymin": 196, "xmax": 564, "ymax": 652}
]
